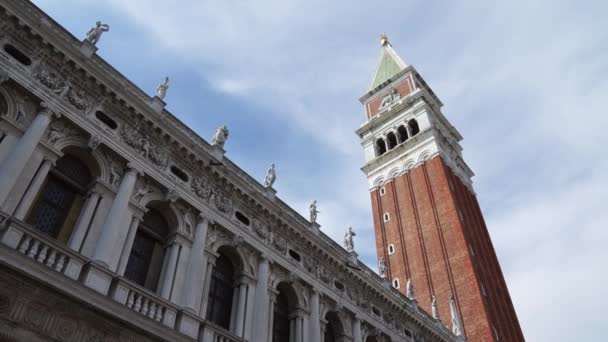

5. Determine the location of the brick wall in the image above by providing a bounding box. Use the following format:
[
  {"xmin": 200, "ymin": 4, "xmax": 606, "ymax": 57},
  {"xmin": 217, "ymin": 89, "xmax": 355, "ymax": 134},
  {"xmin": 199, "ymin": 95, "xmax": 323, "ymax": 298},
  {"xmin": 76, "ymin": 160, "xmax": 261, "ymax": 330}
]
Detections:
[{"xmin": 370, "ymin": 156, "xmax": 524, "ymax": 341}]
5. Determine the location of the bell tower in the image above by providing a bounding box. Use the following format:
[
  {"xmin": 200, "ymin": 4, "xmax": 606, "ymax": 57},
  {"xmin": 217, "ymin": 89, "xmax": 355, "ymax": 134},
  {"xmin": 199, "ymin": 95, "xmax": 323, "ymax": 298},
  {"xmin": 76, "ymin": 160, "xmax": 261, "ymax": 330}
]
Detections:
[{"xmin": 357, "ymin": 35, "xmax": 525, "ymax": 342}]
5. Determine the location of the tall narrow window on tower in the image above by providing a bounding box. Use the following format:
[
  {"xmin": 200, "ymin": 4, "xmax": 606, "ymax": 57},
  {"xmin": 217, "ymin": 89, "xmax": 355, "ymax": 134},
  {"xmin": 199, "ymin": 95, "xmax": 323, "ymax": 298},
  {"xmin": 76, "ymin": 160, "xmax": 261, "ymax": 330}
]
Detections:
[{"xmin": 376, "ymin": 138, "xmax": 387, "ymax": 156}]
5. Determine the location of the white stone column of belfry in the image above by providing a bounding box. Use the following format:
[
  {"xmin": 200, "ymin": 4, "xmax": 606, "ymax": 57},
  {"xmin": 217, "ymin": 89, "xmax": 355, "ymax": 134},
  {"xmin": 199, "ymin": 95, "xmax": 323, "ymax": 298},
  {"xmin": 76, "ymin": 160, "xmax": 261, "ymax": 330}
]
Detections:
[
  {"xmin": 352, "ymin": 316, "xmax": 363, "ymax": 342},
  {"xmin": 199, "ymin": 253, "xmax": 217, "ymax": 317},
  {"xmin": 252, "ymin": 256, "xmax": 271, "ymax": 342},
  {"xmin": 181, "ymin": 215, "xmax": 210, "ymax": 312},
  {"xmin": 13, "ymin": 158, "xmax": 54, "ymax": 219},
  {"xmin": 309, "ymin": 288, "xmax": 321, "ymax": 342},
  {"xmin": 0, "ymin": 103, "xmax": 56, "ymax": 207},
  {"xmin": 92, "ymin": 164, "xmax": 140, "ymax": 269},
  {"xmin": 160, "ymin": 240, "xmax": 180, "ymax": 299},
  {"xmin": 67, "ymin": 190, "xmax": 102, "ymax": 251},
  {"xmin": 233, "ymin": 278, "xmax": 249, "ymax": 337},
  {"xmin": 116, "ymin": 213, "xmax": 143, "ymax": 275}
]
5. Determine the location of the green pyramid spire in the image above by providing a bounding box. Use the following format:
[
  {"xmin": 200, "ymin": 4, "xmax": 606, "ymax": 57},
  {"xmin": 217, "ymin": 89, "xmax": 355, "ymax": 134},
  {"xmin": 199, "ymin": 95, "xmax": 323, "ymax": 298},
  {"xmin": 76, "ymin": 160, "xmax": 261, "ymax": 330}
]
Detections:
[{"xmin": 368, "ymin": 34, "xmax": 407, "ymax": 91}]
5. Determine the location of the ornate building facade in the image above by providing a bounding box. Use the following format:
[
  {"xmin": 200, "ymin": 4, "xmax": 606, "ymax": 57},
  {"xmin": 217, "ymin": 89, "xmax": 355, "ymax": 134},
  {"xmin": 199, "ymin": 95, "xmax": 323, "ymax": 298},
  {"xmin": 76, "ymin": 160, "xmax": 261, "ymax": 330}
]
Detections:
[
  {"xmin": 0, "ymin": 1, "xmax": 459, "ymax": 342},
  {"xmin": 358, "ymin": 37, "xmax": 525, "ymax": 341}
]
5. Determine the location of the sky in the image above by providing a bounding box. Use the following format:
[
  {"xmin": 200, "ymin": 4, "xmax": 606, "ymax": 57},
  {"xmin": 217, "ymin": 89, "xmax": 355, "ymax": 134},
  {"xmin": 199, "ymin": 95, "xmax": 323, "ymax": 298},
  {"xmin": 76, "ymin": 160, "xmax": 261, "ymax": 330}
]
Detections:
[{"xmin": 32, "ymin": 0, "xmax": 608, "ymax": 340}]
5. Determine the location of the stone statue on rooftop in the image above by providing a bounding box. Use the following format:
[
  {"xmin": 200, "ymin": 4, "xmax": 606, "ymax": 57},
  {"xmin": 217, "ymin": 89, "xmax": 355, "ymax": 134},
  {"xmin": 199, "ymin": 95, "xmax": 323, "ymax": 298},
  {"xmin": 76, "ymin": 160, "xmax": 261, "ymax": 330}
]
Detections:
[
  {"xmin": 263, "ymin": 163, "xmax": 276, "ymax": 188},
  {"xmin": 406, "ymin": 278, "xmax": 415, "ymax": 300},
  {"xmin": 211, "ymin": 125, "xmax": 229, "ymax": 149},
  {"xmin": 450, "ymin": 296, "xmax": 464, "ymax": 336},
  {"xmin": 86, "ymin": 21, "xmax": 110, "ymax": 45},
  {"xmin": 309, "ymin": 200, "xmax": 319, "ymax": 223},
  {"xmin": 156, "ymin": 77, "xmax": 169, "ymax": 100},
  {"xmin": 378, "ymin": 257, "xmax": 387, "ymax": 278},
  {"xmin": 344, "ymin": 226, "xmax": 356, "ymax": 252},
  {"xmin": 432, "ymin": 295, "xmax": 439, "ymax": 320}
]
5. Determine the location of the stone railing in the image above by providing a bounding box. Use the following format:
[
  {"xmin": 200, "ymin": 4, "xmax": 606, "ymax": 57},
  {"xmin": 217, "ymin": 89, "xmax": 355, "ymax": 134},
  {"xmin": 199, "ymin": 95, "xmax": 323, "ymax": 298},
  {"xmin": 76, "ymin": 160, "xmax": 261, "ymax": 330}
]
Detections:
[
  {"xmin": 109, "ymin": 278, "xmax": 178, "ymax": 329},
  {"xmin": 0, "ymin": 216, "xmax": 86, "ymax": 281},
  {"xmin": 0, "ymin": 213, "xmax": 241, "ymax": 342},
  {"xmin": 200, "ymin": 321, "xmax": 245, "ymax": 342}
]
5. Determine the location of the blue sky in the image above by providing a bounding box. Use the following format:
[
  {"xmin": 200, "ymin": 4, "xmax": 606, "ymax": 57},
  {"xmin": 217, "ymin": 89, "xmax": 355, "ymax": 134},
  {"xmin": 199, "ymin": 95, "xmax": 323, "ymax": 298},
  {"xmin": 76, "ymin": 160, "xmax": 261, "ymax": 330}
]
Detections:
[{"xmin": 33, "ymin": 0, "xmax": 608, "ymax": 340}]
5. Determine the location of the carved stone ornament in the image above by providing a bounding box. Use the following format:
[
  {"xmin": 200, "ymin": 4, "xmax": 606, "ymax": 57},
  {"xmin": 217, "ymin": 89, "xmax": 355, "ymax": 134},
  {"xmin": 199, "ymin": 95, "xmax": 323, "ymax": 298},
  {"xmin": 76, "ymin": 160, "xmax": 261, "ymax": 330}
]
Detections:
[
  {"xmin": 191, "ymin": 177, "xmax": 212, "ymax": 200},
  {"xmin": 32, "ymin": 64, "xmax": 90, "ymax": 112},
  {"xmin": 252, "ymin": 218, "xmax": 270, "ymax": 240},
  {"xmin": 88, "ymin": 134, "xmax": 102, "ymax": 150},
  {"xmin": 269, "ymin": 231, "xmax": 287, "ymax": 253},
  {"xmin": 120, "ymin": 125, "xmax": 169, "ymax": 168},
  {"xmin": 45, "ymin": 119, "xmax": 83, "ymax": 148},
  {"xmin": 132, "ymin": 179, "xmax": 152, "ymax": 204}
]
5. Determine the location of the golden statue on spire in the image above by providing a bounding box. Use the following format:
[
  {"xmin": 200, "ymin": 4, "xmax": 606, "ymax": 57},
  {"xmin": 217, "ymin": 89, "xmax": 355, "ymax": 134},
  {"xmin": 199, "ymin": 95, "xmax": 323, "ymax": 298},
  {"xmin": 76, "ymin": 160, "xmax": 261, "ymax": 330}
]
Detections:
[{"xmin": 380, "ymin": 33, "xmax": 389, "ymax": 46}]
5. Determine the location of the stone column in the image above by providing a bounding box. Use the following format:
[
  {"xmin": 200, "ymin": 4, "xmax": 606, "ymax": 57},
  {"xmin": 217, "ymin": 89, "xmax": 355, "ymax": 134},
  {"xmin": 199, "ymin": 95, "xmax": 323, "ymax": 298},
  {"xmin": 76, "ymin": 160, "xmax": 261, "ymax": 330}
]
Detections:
[
  {"xmin": 116, "ymin": 214, "xmax": 142, "ymax": 275},
  {"xmin": 267, "ymin": 290, "xmax": 277, "ymax": 342},
  {"xmin": 243, "ymin": 280, "xmax": 256, "ymax": 340},
  {"xmin": 13, "ymin": 158, "xmax": 54, "ymax": 219},
  {"xmin": 159, "ymin": 241, "xmax": 180, "ymax": 299},
  {"xmin": 252, "ymin": 256, "xmax": 270, "ymax": 342},
  {"xmin": 295, "ymin": 313, "xmax": 304, "ymax": 342},
  {"xmin": 199, "ymin": 254, "xmax": 216, "ymax": 317},
  {"xmin": 0, "ymin": 103, "xmax": 56, "ymax": 206},
  {"xmin": 92, "ymin": 164, "xmax": 140, "ymax": 269},
  {"xmin": 352, "ymin": 316, "xmax": 363, "ymax": 342},
  {"xmin": 309, "ymin": 288, "xmax": 321, "ymax": 342},
  {"xmin": 320, "ymin": 321, "xmax": 327, "ymax": 342},
  {"xmin": 233, "ymin": 280, "xmax": 248, "ymax": 337},
  {"xmin": 229, "ymin": 285, "xmax": 239, "ymax": 332},
  {"xmin": 67, "ymin": 191, "xmax": 101, "ymax": 251},
  {"xmin": 181, "ymin": 215, "xmax": 210, "ymax": 312}
]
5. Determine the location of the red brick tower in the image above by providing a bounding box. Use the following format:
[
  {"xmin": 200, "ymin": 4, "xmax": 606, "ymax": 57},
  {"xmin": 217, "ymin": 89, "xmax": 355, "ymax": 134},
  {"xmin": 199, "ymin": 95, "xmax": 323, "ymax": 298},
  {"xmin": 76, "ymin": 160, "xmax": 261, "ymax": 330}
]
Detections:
[{"xmin": 357, "ymin": 35, "xmax": 524, "ymax": 342}]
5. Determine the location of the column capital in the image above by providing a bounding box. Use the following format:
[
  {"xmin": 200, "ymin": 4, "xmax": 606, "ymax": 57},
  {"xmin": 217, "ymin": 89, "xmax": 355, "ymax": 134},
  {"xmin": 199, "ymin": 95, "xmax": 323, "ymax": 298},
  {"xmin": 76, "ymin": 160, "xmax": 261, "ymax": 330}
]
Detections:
[
  {"xmin": 38, "ymin": 102, "xmax": 60, "ymax": 119},
  {"xmin": 41, "ymin": 156, "xmax": 57, "ymax": 166},
  {"xmin": 126, "ymin": 162, "xmax": 144, "ymax": 176},
  {"xmin": 196, "ymin": 213, "xmax": 212, "ymax": 225}
]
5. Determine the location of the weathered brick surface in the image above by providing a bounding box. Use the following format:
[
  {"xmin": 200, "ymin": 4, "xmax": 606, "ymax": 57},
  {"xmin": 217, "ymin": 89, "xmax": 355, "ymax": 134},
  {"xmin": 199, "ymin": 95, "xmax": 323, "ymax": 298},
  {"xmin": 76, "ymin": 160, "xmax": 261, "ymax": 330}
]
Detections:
[{"xmin": 370, "ymin": 156, "xmax": 525, "ymax": 342}]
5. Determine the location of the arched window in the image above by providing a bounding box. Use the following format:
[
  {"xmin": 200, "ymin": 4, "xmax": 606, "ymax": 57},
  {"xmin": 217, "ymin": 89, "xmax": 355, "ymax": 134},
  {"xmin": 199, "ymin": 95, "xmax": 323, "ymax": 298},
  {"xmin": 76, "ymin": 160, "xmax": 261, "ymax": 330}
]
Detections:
[
  {"xmin": 205, "ymin": 253, "xmax": 235, "ymax": 329},
  {"xmin": 408, "ymin": 119, "xmax": 420, "ymax": 136},
  {"xmin": 386, "ymin": 132, "xmax": 398, "ymax": 150},
  {"xmin": 124, "ymin": 208, "xmax": 169, "ymax": 291},
  {"xmin": 324, "ymin": 320, "xmax": 337, "ymax": 342},
  {"xmin": 397, "ymin": 125, "xmax": 408, "ymax": 143},
  {"xmin": 376, "ymin": 138, "xmax": 387, "ymax": 156},
  {"xmin": 272, "ymin": 290, "xmax": 290, "ymax": 342},
  {"xmin": 324, "ymin": 312, "xmax": 343, "ymax": 342},
  {"xmin": 26, "ymin": 155, "xmax": 92, "ymax": 242}
]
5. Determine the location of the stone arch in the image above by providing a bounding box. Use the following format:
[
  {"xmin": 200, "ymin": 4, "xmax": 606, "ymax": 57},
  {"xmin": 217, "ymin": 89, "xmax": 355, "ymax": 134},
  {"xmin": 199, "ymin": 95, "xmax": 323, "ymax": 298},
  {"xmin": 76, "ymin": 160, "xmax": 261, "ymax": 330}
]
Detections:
[
  {"xmin": 53, "ymin": 133, "xmax": 87, "ymax": 153},
  {"xmin": 403, "ymin": 159, "xmax": 416, "ymax": 171},
  {"xmin": 373, "ymin": 176, "xmax": 385, "ymax": 188},
  {"xmin": 388, "ymin": 167, "xmax": 401, "ymax": 180},
  {"xmin": 418, "ymin": 150, "xmax": 432, "ymax": 163},
  {"xmin": 0, "ymin": 85, "xmax": 17, "ymax": 117},
  {"xmin": 143, "ymin": 200, "xmax": 180, "ymax": 235},
  {"xmin": 324, "ymin": 311, "xmax": 348, "ymax": 342},
  {"xmin": 58, "ymin": 145, "xmax": 102, "ymax": 181},
  {"xmin": 209, "ymin": 242, "xmax": 249, "ymax": 277}
]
